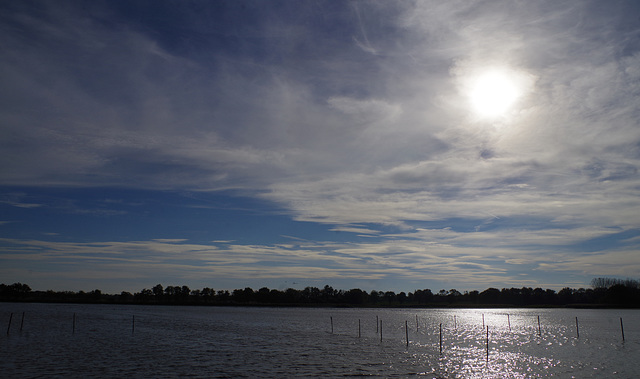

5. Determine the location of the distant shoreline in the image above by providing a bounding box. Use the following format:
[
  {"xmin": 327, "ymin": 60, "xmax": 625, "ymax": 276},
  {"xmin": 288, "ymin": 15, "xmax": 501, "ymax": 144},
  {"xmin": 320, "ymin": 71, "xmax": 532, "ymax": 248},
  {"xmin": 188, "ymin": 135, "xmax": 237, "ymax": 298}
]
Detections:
[
  {"xmin": 2, "ymin": 279, "xmax": 639, "ymax": 308},
  {"xmin": 2, "ymin": 300, "xmax": 635, "ymax": 309}
]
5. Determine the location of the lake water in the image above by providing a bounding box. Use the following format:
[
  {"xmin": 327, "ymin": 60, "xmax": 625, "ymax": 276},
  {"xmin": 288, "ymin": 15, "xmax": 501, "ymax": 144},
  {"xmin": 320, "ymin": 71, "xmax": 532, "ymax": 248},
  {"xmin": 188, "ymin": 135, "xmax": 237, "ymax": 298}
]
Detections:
[{"xmin": 1, "ymin": 303, "xmax": 638, "ymax": 378}]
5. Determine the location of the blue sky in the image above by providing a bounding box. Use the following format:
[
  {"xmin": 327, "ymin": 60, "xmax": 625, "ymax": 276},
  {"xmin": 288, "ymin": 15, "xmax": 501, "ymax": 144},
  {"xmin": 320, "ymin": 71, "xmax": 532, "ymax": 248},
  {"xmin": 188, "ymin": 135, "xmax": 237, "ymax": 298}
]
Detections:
[{"xmin": 1, "ymin": 0, "xmax": 640, "ymax": 294}]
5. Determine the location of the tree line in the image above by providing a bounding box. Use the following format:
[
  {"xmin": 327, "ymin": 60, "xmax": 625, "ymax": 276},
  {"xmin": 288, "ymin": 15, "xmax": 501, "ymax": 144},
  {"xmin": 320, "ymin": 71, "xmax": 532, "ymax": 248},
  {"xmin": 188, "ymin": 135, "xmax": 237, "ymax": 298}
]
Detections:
[{"xmin": 1, "ymin": 277, "xmax": 638, "ymax": 307}]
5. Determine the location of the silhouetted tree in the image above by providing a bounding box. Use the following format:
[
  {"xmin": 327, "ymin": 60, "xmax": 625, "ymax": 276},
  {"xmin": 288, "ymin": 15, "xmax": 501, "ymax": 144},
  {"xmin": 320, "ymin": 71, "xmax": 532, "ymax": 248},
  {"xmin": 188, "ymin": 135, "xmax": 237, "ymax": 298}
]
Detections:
[
  {"xmin": 302, "ymin": 286, "xmax": 321, "ymax": 303},
  {"xmin": 413, "ymin": 289, "xmax": 434, "ymax": 304},
  {"xmin": 135, "ymin": 288, "xmax": 153, "ymax": 302},
  {"xmin": 179, "ymin": 285, "xmax": 191, "ymax": 302},
  {"xmin": 447, "ymin": 289, "xmax": 461, "ymax": 303},
  {"xmin": 479, "ymin": 288, "xmax": 500, "ymax": 304},
  {"xmin": 369, "ymin": 290, "xmax": 381, "ymax": 303},
  {"xmin": 383, "ymin": 291, "xmax": 396, "ymax": 304},
  {"xmin": 119, "ymin": 291, "xmax": 133, "ymax": 302},
  {"xmin": 164, "ymin": 285, "xmax": 176, "ymax": 298},
  {"xmin": 343, "ymin": 288, "xmax": 368, "ymax": 304},
  {"xmin": 0, "ymin": 282, "xmax": 32, "ymax": 301},
  {"xmin": 152, "ymin": 284, "xmax": 164, "ymax": 299},
  {"xmin": 284, "ymin": 288, "xmax": 301, "ymax": 303},
  {"xmin": 201, "ymin": 287, "xmax": 215, "ymax": 302},
  {"xmin": 321, "ymin": 285, "xmax": 335, "ymax": 302},
  {"xmin": 558, "ymin": 287, "xmax": 574, "ymax": 304},
  {"xmin": 217, "ymin": 290, "xmax": 230, "ymax": 302}
]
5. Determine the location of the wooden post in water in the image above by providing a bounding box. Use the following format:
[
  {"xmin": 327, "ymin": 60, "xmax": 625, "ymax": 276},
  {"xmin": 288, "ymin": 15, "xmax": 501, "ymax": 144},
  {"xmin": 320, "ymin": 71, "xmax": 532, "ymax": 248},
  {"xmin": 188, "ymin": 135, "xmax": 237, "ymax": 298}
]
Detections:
[
  {"xmin": 537, "ymin": 316, "xmax": 541, "ymax": 336},
  {"xmin": 330, "ymin": 316, "xmax": 333, "ymax": 334},
  {"xmin": 380, "ymin": 319, "xmax": 383, "ymax": 342},
  {"xmin": 454, "ymin": 315, "xmax": 457, "ymax": 330},
  {"xmin": 575, "ymin": 317, "xmax": 579, "ymax": 338},
  {"xmin": 485, "ymin": 326, "xmax": 489, "ymax": 362},
  {"xmin": 358, "ymin": 319, "xmax": 361, "ymax": 338},
  {"xmin": 73, "ymin": 313, "xmax": 76, "ymax": 334},
  {"xmin": 620, "ymin": 317, "xmax": 625, "ymax": 342},
  {"xmin": 376, "ymin": 315, "xmax": 379, "ymax": 334},
  {"xmin": 132, "ymin": 315, "xmax": 135, "ymax": 335},
  {"xmin": 20, "ymin": 312, "xmax": 25, "ymax": 332},
  {"xmin": 482, "ymin": 313, "xmax": 485, "ymax": 329},
  {"xmin": 6, "ymin": 312, "xmax": 13, "ymax": 335},
  {"xmin": 439, "ymin": 323, "xmax": 443, "ymax": 354},
  {"xmin": 507, "ymin": 314, "xmax": 511, "ymax": 332},
  {"xmin": 405, "ymin": 320, "xmax": 409, "ymax": 347},
  {"xmin": 416, "ymin": 315, "xmax": 419, "ymax": 333}
]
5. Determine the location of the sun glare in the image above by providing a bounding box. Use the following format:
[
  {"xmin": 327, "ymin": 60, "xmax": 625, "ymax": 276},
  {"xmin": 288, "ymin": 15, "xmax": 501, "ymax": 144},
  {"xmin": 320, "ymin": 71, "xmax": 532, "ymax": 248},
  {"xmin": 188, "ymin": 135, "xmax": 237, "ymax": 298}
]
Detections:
[{"xmin": 469, "ymin": 70, "xmax": 520, "ymax": 118}]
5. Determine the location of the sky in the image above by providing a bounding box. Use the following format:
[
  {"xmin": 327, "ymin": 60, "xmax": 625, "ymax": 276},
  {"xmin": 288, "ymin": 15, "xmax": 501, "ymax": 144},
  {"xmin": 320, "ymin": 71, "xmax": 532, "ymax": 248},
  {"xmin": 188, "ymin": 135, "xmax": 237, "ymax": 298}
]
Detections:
[{"xmin": 1, "ymin": 0, "xmax": 640, "ymax": 294}]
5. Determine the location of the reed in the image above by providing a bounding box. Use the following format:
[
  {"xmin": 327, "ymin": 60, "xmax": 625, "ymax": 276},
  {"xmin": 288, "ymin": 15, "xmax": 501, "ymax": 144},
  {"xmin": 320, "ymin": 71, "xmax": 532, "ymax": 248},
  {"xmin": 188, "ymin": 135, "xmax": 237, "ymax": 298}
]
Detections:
[{"xmin": 6, "ymin": 312, "xmax": 12, "ymax": 335}]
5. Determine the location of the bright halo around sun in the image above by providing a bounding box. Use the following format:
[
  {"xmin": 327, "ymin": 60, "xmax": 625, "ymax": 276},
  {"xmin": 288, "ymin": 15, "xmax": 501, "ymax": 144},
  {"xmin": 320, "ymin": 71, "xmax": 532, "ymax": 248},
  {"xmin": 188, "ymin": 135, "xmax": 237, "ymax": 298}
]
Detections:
[
  {"xmin": 469, "ymin": 70, "xmax": 520, "ymax": 117},
  {"xmin": 468, "ymin": 69, "xmax": 522, "ymax": 118},
  {"xmin": 453, "ymin": 64, "xmax": 535, "ymax": 121}
]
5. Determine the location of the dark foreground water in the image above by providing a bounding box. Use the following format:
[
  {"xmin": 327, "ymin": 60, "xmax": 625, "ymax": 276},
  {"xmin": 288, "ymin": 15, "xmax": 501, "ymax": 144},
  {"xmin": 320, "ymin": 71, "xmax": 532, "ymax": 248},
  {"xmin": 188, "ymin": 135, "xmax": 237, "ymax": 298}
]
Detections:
[{"xmin": 1, "ymin": 303, "xmax": 638, "ymax": 378}]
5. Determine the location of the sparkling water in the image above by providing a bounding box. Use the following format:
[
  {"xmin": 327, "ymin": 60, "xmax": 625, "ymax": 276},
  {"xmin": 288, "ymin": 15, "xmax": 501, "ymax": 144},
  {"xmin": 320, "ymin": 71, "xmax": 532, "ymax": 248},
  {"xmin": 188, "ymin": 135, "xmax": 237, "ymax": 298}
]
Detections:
[{"xmin": 1, "ymin": 303, "xmax": 638, "ymax": 377}]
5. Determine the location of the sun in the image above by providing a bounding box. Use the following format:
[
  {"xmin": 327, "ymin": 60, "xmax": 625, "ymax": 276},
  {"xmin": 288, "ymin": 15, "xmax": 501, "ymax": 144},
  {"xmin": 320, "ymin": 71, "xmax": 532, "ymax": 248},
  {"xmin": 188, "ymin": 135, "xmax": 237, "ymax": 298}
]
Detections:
[{"xmin": 469, "ymin": 70, "xmax": 521, "ymax": 118}]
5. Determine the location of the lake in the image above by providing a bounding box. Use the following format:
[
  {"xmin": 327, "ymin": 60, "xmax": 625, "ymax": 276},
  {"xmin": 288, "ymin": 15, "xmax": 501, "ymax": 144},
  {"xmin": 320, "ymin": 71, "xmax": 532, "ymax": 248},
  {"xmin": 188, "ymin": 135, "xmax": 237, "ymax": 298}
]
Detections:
[{"xmin": 1, "ymin": 303, "xmax": 638, "ymax": 377}]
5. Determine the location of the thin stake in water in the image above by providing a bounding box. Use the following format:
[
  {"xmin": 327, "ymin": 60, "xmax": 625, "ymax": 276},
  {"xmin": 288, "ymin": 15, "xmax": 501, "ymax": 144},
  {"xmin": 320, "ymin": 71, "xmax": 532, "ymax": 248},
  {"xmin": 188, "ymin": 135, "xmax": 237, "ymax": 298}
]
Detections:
[
  {"xmin": 405, "ymin": 320, "xmax": 409, "ymax": 347},
  {"xmin": 482, "ymin": 313, "xmax": 485, "ymax": 329},
  {"xmin": 330, "ymin": 316, "xmax": 333, "ymax": 334},
  {"xmin": 486, "ymin": 326, "xmax": 489, "ymax": 362},
  {"xmin": 537, "ymin": 315, "xmax": 541, "ymax": 336},
  {"xmin": 20, "ymin": 312, "xmax": 25, "ymax": 332},
  {"xmin": 416, "ymin": 315, "xmax": 419, "ymax": 333},
  {"xmin": 380, "ymin": 319, "xmax": 383, "ymax": 342},
  {"xmin": 620, "ymin": 317, "xmax": 625, "ymax": 342},
  {"xmin": 507, "ymin": 314, "xmax": 511, "ymax": 331},
  {"xmin": 454, "ymin": 315, "xmax": 457, "ymax": 330},
  {"xmin": 73, "ymin": 313, "xmax": 76, "ymax": 334},
  {"xmin": 575, "ymin": 317, "xmax": 579, "ymax": 339},
  {"xmin": 6, "ymin": 312, "xmax": 13, "ymax": 335},
  {"xmin": 376, "ymin": 315, "xmax": 379, "ymax": 334},
  {"xmin": 439, "ymin": 323, "xmax": 443, "ymax": 354},
  {"xmin": 358, "ymin": 319, "xmax": 361, "ymax": 338},
  {"xmin": 132, "ymin": 315, "xmax": 135, "ymax": 335}
]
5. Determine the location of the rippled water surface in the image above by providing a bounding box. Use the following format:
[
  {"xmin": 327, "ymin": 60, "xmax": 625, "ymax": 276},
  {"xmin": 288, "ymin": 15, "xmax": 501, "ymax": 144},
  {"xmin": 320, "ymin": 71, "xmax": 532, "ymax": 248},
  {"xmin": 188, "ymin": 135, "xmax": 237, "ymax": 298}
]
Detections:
[{"xmin": 1, "ymin": 304, "xmax": 638, "ymax": 377}]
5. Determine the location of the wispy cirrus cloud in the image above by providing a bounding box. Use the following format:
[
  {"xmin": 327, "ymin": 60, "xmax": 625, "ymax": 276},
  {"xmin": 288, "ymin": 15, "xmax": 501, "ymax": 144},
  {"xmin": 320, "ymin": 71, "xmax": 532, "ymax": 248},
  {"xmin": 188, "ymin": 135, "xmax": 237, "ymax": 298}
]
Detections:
[{"xmin": 2, "ymin": 218, "xmax": 637, "ymax": 292}]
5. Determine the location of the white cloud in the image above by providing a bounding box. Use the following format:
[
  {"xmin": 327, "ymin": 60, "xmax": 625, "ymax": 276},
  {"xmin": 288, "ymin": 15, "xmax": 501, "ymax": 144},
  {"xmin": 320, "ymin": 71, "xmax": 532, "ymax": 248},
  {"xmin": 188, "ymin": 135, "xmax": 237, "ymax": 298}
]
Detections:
[{"xmin": 329, "ymin": 225, "xmax": 381, "ymax": 235}]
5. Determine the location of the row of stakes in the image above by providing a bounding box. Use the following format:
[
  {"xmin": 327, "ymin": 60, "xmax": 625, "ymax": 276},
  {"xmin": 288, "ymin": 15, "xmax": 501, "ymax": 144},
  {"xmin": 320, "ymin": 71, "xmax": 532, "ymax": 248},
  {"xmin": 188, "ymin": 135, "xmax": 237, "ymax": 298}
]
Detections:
[
  {"xmin": 5, "ymin": 311, "xmax": 627, "ymax": 353},
  {"xmin": 330, "ymin": 314, "xmax": 627, "ymax": 361},
  {"xmin": 6, "ymin": 312, "xmax": 136, "ymax": 336}
]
